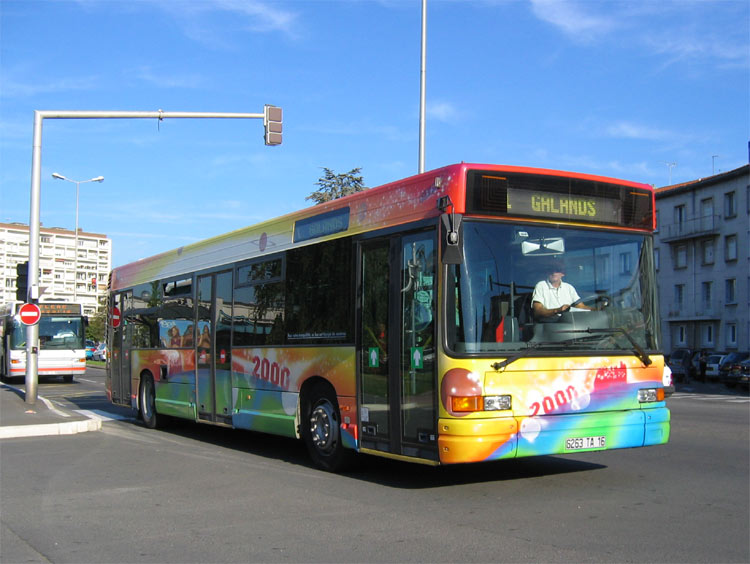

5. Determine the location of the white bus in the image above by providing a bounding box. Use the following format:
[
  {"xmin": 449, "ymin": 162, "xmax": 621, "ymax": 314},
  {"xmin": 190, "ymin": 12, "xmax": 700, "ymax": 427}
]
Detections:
[{"xmin": 0, "ymin": 302, "xmax": 87, "ymax": 383}]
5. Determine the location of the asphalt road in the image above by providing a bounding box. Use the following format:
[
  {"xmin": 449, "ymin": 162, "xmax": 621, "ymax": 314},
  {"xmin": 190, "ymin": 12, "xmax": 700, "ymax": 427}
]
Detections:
[{"xmin": 1, "ymin": 368, "xmax": 748, "ymax": 563}]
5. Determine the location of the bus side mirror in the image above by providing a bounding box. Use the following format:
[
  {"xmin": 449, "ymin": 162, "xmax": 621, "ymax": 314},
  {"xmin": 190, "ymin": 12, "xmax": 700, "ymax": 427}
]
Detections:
[{"xmin": 441, "ymin": 213, "xmax": 463, "ymax": 264}]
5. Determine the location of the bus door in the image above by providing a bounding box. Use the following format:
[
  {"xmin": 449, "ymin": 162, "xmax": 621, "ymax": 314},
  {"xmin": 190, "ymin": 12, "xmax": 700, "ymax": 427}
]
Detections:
[
  {"xmin": 196, "ymin": 271, "xmax": 233, "ymax": 425},
  {"xmin": 359, "ymin": 231, "xmax": 438, "ymax": 461},
  {"xmin": 110, "ymin": 292, "xmax": 132, "ymax": 407}
]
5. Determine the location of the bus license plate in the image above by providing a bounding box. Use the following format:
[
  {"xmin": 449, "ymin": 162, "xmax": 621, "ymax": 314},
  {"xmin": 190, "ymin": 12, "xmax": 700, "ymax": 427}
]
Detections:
[{"xmin": 565, "ymin": 436, "xmax": 606, "ymax": 451}]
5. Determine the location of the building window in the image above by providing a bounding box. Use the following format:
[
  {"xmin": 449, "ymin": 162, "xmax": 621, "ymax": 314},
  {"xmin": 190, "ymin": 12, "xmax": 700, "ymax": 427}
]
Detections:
[
  {"xmin": 702, "ymin": 281, "xmax": 712, "ymax": 309},
  {"xmin": 619, "ymin": 252, "xmax": 632, "ymax": 274},
  {"xmin": 674, "ymin": 205, "xmax": 686, "ymax": 229},
  {"xmin": 675, "ymin": 284, "xmax": 685, "ymax": 308},
  {"xmin": 676, "ymin": 325, "xmax": 686, "ymax": 346},
  {"xmin": 654, "ymin": 248, "xmax": 660, "ymax": 271},
  {"xmin": 724, "ymin": 234, "xmax": 737, "ymax": 261},
  {"xmin": 701, "ymin": 239, "xmax": 714, "ymax": 265},
  {"xmin": 702, "ymin": 324, "xmax": 714, "ymax": 347},
  {"xmin": 725, "ymin": 278, "xmax": 736, "ymax": 304},
  {"xmin": 724, "ymin": 191, "xmax": 736, "ymax": 218},
  {"xmin": 675, "ymin": 245, "xmax": 687, "ymax": 268},
  {"xmin": 726, "ymin": 323, "xmax": 737, "ymax": 347}
]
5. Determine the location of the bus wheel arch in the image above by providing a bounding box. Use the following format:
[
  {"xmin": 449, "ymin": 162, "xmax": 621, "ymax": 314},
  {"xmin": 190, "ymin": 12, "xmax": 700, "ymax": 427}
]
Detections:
[
  {"xmin": 299, "ymin": 377, "xmax": 355, "ymax": 472},
  {"xmin": 138, "ymin": 370, "xmax": 162, "ymax": 429}
]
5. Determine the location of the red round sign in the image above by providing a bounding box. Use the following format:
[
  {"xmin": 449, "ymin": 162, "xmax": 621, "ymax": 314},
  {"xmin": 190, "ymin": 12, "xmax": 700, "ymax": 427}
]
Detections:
[
  {"xmin": 18, "ymin": 303, "xmax": 42, "ymax": 326},
  {"xmin": 111, "ymin": 306, "xmax": 121, "ymax": 328}
]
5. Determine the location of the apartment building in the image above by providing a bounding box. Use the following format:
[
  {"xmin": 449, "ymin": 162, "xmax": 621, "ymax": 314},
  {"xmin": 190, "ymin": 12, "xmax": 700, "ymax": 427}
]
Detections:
[
  {"xmin": 0, "ymin": 222, "xmax": 112, "ymax": 317},
  {"xmin": 654, "ymin": 164, "xmax": 749, "ymax": 355}
]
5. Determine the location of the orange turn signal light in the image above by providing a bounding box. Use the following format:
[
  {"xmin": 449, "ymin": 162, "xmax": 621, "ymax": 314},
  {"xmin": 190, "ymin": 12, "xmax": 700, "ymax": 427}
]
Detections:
[{"xmin": 452, "ymin": 396, "xmax": 482, "ymax": 412}]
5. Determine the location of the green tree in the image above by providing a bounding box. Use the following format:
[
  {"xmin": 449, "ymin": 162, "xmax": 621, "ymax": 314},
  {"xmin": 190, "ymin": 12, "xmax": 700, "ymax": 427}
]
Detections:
[
  {"xmin": 87, "ymin": 297, "xmax": 108, "ymax": 342},
  {"xmin": 306, "ymin": 167, "xmax": 367, "ymax": 205}
]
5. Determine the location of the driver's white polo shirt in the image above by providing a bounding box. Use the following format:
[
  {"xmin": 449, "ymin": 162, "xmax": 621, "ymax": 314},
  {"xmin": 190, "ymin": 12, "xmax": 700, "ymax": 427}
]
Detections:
[{"xmin": 531, "ymin": 279, "xmax": 581, "ymax": 310}]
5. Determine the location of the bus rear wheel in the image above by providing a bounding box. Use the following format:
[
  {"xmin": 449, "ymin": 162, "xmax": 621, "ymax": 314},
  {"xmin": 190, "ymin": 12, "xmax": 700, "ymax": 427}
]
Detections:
[
  {"xmin": 302, "ymin": 383, "xmax": 355, "ymax": 472},
  {"xmin": 139, "ymin": 375, "xmax": 161, "ymax": 429}
]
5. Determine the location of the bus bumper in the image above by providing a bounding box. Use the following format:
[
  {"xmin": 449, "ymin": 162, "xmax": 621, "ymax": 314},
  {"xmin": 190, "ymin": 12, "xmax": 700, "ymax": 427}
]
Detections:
[{"xmin": 438, "ymin": 407, "xmax": 670, "ymax": 464}]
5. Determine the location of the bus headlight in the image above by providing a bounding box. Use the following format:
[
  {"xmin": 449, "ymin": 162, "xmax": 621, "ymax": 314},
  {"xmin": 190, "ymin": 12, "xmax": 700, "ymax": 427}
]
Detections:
[
  {"xmin": 451, "ymin": 395, "xmax": 512, "ymax": 412},
  {"xmin": 638, "ymin": 388, "xmax": 665, "ymax": 403},
  {"xmin": 484, "ymin": 395, "xmax": 512, "ymax": 411}
]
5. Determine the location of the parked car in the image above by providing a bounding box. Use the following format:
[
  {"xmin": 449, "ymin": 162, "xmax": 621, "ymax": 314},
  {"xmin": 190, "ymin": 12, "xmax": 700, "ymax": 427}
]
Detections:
[
  {"xmin": 705, "ymin": 354, "xmax": 726, "ymax": 380},
  {"xmin": 85, "ymin": 340, "xmax": 97, "ymax": 360},
  {"xmin": 668, "ymin": 348, "xmax": 692, "ymax": 383},
  {"xmin": 726, "ymin": 358, "xmax": 750, "ymax": 389},
  {"xmin": 92, "ymin": 343, "xmax": 107, "ymax": 361},
  {"xmin": 719, "ymin": 352, "xmax": 750, "ymax": 386}
]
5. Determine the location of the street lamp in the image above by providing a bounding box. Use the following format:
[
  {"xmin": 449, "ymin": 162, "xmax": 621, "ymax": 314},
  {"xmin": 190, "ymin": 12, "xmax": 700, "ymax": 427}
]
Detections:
[{"xmin": 51, "ymin": 173, "xmax": 104, "ymax": 302}]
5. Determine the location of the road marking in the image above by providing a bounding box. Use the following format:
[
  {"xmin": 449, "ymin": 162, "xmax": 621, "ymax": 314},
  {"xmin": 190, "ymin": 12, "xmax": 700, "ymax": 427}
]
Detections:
[
  {"xmin": 77, "ymin": 378, "xmax": 101, "ymax": 385},
  {"xmin": 73, "ymin": 409, "xmax": 133, "ymax": 422},
  {"xmin": 670, "ymin": 393, "xmax": 749, "ymax": 403},
  {"xmin": 39, "ymin": 395, "xmax": 72, "ymax": 417}
]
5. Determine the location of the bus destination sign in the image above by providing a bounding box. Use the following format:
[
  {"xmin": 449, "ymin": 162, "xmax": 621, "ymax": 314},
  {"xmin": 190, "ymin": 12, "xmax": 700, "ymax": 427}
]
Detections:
[
  {"xmin": 39, "ymin": 303, "xmax": 81, "ymax": 315},
  {"xmin": 507, "ymin": 187, "xmax": 621, "ymax": 224},
  {"xmin": 294, "ymin": 207, "xmax": 350, "ymax": 243}
]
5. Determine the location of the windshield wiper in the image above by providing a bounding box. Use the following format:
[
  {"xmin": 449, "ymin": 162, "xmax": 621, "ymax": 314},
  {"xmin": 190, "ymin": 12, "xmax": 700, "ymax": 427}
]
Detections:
[
  {"xmin": 557, "ymin": 327, "xmax": 652, "ymax": 366},
  {"xmin": 490, "ymin": 339, "xmax": 586, "ymax": 370},
  {"xmin": 490, "ymin": 328, "xmax": 652, "ymax": 371}
]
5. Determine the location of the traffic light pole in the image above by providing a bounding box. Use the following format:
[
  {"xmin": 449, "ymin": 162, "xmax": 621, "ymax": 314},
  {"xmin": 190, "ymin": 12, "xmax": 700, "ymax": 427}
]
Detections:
[{"xmin": 25, "ymin": 108, "xmax": 280, "ymax": 404}]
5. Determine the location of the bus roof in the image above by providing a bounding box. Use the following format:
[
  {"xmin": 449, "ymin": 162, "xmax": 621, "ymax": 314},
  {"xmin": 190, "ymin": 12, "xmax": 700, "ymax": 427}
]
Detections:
[{"xmin": 111, "ymin": 163, "xmax": 653, "ymax": 291}]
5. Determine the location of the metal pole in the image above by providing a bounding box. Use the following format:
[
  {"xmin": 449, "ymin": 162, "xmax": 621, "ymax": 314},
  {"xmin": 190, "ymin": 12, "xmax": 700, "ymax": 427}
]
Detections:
[
  {"xmin": 24, "ymin": 107, "xmax": 272, "ymax": 404},
  {"xmin": 25, "ymin": 111, "xmax": 43, "ymax": 404},
  {"xmin": 74, "ymin": 180, "xmax": 80, "ymax": 302},
  {"xmin": 418, "ymin": 0, "xmax": 427, "ymax": 174}
]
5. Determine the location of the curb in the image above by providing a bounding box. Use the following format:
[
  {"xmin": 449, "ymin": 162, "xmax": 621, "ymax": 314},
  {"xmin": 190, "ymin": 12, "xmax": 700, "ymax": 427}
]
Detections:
[
  {"xmin": 0, "ymin": 383, "xmax": 105, "ymax": 440},
  {"xmin": 0, "ymin": 417, "xmax": 102, "ymax": 439}
]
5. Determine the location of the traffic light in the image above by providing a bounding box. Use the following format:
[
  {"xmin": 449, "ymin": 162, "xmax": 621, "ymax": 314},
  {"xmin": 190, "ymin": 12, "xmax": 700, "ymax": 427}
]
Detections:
[
  {"xmin": 16, "ymin": 261, "xmax": 28, "ymax": 302},
  {"xmin": 264, "ymin": 105, "xmax": 282, "ymax": 146}
]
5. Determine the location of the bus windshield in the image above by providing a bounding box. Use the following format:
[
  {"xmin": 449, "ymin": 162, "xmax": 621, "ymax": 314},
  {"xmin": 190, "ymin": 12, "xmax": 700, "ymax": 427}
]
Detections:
[
  {"xmin": 10, "ymin": 316, "xmax": 85, "ymax": 350},
  {"xmin": 447, "ymin": 221, "xmax": 659, "ymax": 355}
]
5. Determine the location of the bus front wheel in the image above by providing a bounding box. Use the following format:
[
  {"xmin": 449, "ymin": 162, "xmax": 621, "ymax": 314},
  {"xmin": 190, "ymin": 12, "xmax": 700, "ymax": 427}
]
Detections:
[
  {"xmin": 139, "ymin": 375, "xmax": 161, "ymax": 429},
  {"xmin": 302, "ymin": 383, "xmax": 355, "ymax": 472}
]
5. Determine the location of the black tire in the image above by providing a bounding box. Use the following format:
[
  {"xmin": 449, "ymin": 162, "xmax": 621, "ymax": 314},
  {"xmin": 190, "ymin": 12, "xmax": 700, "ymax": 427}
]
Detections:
[
  {"xmin": 63, "ymin": 375, "xmax": 74, "ymax": 383},
  {"xmin": 301, "ymin": 383, "xmax": 356, "ymax": 472},
  {"xmin": 139, "ymin": 374, "xmax": 161, "ymax": 429}
]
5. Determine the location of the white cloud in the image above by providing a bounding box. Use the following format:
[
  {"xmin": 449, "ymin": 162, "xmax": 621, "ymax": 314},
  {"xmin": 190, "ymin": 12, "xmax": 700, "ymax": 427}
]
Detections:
[
  {"xmin": 528, "ymin": 0, "xmax": 749, "ymax": 70},
  {"xmin": 604, "ymin": 121, "xmax": 674, "ymax": 141},
  {"xmin": 154, "ymin": 0, "xmax": 301, "ymax": 47},
  {"xmin": 215, "ymin": 0, "xmax": 298, "ymax": 35},
  {"xmin": 131, "ymin": 66, "xmax": 204, "ymax": 89},
  {"xmin": 427, "ymin": 101, "xmax": 461, "ymax": 123},
  {"xmin": 0, "ymin": 73, "xmax": 100, "ymax": 98},
  {"xmin": 529, "ymin": 0, "xmax": 617, "ymax": 42}
]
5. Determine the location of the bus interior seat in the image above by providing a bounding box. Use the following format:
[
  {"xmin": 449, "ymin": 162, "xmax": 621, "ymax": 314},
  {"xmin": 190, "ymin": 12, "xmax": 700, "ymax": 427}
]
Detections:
[{"xmin": 484, "ymin": 295, "xmax": 520, "ymax": 342}]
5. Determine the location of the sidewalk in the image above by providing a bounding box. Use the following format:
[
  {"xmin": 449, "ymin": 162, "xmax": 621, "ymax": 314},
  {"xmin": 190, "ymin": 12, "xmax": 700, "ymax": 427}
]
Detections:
[{"xmin": 0, "ymin": 383, "xmax": 101, "ymax": 439}]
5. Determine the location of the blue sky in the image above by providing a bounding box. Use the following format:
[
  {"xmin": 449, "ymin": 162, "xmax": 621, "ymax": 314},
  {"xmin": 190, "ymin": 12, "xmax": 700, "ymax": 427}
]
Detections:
[{"xmin": 1, "ymin": 0, "xmax": 748, "ymax": 267}]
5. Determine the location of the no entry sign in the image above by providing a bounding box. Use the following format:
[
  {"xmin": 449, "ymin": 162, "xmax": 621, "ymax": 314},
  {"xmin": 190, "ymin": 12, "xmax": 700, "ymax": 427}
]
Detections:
[
  {"xmin": 18, "ymin": 303, "xmax": 41, "ymax": 325},
  {"xmin": 111, "ymin": 306, "xmax": 121, "ymax": 328}
]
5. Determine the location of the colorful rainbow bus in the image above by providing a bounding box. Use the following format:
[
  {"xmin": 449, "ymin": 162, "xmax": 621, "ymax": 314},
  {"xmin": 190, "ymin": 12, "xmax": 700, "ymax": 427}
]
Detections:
[
  {"xmin": 106, "ymin": 163, "xmax": 670, "ymax": 471},
  {"xmin": 0, "ymin": 301, "xmax": 87, "ymax": 383}
]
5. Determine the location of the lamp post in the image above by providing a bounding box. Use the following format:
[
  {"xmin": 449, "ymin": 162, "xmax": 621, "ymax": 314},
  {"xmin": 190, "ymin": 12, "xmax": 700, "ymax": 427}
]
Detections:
[{"xmin": 51, "ymin": 173, "xmax": 104, "ymax": 302}]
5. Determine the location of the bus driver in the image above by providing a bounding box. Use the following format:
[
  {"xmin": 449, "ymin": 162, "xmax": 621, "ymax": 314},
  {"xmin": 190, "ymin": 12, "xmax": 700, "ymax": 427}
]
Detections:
[{"xmin": 532, "ymin": 260, "xmax": 593, "ymax": 321}]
